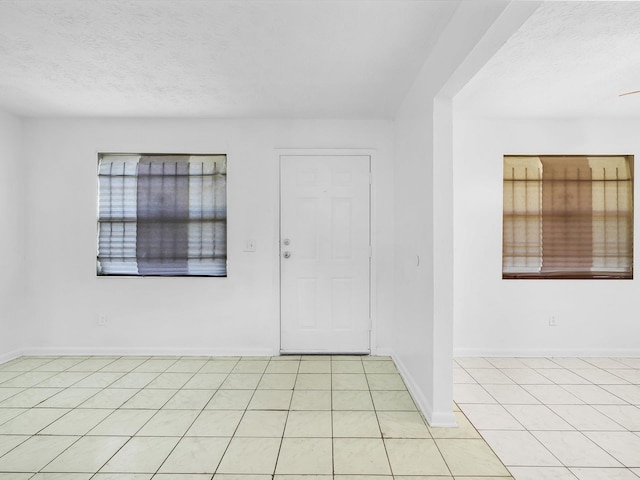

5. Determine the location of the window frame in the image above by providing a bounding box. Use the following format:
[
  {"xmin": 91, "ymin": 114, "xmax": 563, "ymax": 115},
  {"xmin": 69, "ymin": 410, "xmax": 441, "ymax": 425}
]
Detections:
[
  {"xmin": 502, "ymin": 154, "xmax": 634, "ymax": 280},
  {"xmin": 96, "ymin": 152, "xmax": 228, "ymax": 278}
]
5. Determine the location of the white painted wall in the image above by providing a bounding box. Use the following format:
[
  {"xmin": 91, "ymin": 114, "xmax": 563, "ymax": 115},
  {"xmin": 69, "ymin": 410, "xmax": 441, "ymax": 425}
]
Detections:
[
  {"xmin": 392, "ymin": 0, "xmax": 530, "ymax": 426},
  {"xmin": 0, "ymin": 110, "xmax": 25, "ymax": 361},
  {"xmin": 21, "ymin": 118, "xmax": 394, "ymax": 355},
  {"xmin": 453, "ymin": 117, "xmax": 640, "ymax": 356}
]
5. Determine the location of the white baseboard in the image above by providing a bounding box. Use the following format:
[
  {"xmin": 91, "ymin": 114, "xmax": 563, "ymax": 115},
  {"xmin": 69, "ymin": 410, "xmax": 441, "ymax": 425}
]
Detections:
[
  {"xmin": 454, "ymin": 347, "xmax": 640, "ymax": 358},
  {"xmin": 390, "ymin": 351, "xmax": 456, "ymax": 428},
  {"xmin": 0, "ymin": 349, "xmax": 23, "ymax": 365},
  {"xmin": 21, "ymin": 346, "xmax": 278, "ymax": 357}
]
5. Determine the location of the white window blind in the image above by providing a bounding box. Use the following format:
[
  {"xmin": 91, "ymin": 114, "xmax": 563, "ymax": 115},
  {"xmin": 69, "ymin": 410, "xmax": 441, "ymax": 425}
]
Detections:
[
  {"xmin": 97, "ymin": 154, "xmax": 227, "ymax": 276},
  {"xmin": 503, "ymin": 155, "xmax": 633, "ymax": 279}
]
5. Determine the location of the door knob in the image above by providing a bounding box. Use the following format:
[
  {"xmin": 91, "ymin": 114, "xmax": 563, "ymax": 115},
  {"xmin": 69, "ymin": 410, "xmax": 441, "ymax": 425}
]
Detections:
[
  {"xmin": 283, "ymin": 251, "xmax": 291, "ymax": 259},
  {"xmin": 283, "ymin": 238, "xmax": 291, "ymax": 246}
]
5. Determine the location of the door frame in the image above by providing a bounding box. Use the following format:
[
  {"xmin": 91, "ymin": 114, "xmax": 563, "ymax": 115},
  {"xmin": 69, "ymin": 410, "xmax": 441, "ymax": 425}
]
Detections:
[{"xmin": 275, "ymin": 149, "xmax": 378, "ymax": 355}]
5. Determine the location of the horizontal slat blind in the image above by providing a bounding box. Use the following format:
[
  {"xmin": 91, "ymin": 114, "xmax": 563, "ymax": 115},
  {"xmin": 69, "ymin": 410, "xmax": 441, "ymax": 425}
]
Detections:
[
  {"xmin": 97, "ymin": 154, "xmax": 227, "ymax": 276},
  {"xmin": 503, "ymin": 155, "xmax": 633, "ymax": 279}
]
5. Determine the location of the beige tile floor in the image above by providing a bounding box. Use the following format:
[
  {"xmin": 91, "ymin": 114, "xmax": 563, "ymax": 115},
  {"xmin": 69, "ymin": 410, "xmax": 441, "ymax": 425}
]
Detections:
[
  {"xmin": 454, "ymin": 357, "xmax": 640, "ymax": 480},
  {"xmin": 0, "ymin": 355, "xmax": 512, "ymax": 479}
]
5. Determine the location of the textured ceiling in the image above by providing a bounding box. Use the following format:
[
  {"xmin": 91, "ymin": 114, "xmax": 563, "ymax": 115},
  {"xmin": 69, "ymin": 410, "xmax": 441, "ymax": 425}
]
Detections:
[
  {"xmin": 455, "ymin": 2, "xmax": 640, "ymax": 118},
  {"xmin": 0, "ymin": 0, "xmax": 458, "ymax": 118}
]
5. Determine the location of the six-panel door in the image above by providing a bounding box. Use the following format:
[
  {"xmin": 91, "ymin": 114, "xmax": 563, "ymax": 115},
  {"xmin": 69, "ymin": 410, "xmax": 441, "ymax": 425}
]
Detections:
[{"xmin": 280, "ymin": 155, "xmax": 371, "ymax": 353}]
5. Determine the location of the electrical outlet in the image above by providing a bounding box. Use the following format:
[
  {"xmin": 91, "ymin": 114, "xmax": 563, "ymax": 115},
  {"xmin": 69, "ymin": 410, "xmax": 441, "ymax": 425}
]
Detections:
[
  {"xmin": 97, "ymin": 314, "xmax": 107, "ymax": 327},
  {"xmin": 549, "ymin": 315, "xmax": 557, "ymax": 327}
]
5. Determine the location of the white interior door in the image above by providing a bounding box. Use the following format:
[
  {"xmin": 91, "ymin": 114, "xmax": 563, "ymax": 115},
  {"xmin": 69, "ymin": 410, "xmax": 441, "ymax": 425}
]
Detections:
[{"xmin": 280, "ymin": 155, "xmax": 371, "ymax": 353}]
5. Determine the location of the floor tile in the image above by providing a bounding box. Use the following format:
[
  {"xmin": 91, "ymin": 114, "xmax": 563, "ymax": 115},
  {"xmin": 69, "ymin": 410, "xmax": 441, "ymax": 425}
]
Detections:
[
  {"xmin": 137, "ymin": 410, "xmax": 199, "ymax": 436},
  {"xmin": 30, "ymin": 372, "xmax": 89, "ymax": 388},
  {"xmin": 523, "ymin": 384, "xmax": 584, "ymax": 404},
  {"xmin": 594, "ymin": 405, "xmax": 640, "ymax": 430},
  {"xmin": 72, "ymin": 372, "xmax": 125, "ymax": 388},
  {"xmin": 518, "ymin": 358, "xmax": 560, "ymax": 369},
  {"xmin": 183, "ymin": 373, "xmax": 227, "ymax": 390},
  {"xmin": 453, "ymin": 384, "xmax": 496, "ymax": 404},
  {"xmin": 155, "ymin": 475, "xmax": 212, "ymax": 480},
  {"xmin": 30, "ymin": 474, "xmax": 93, "ymax": 480},
  {"xmin": 134, "ymin": 359, "xmax": 178, "ymax": 373},
  {"xmin": 532, "ymin": 431, "xmax": 622, "ymax": 467},
  {"xmin": 333, "ymin": 438, "xmax": 391, "ymax": 474},
  {"xmin": 366, "ymin": 374, "xmax": 405, "ymax": 390},
  {"xmin": 584, "ymin": 431, "xmax": 640, "ymax": 466},
  {"xmin": 121, "ymin": 389, "xmax": 178, "ymax": 409},
  {"xmin": 42, "ymin": 435, "xmax": 128, "ymax": 472},
  {"xmin": 165, "ymin": 359, "xmax": 207, "ymax": 373},
  {"xmin": 232, "ymin": 361, "xmax": 268, "ymax": 374},
  {"xmin": 217, "ymin": 437, "xmax": 281, "ymax": 474},
  {"xmin": 504, "ymin": 404, "xmax": 573, "ymax": 431},
  {"xmin": 362, "ymin": 360, "xmax": 397, "ymax": 374},
  {"xmin": 332, "ymin": 390, "xmax": 373, "ymax": 410},
  {"xmin": 332, "ymin": 361, "xmax": 364, "ymax": 373},
  {"xmin": 0, "ymin": 434, "xmax": 29, "ymax": 456},
  {"xmin": 0, "ymin": 408, "xmax": 69, "ymax": 434},
  {"xmin": 457, "ymin": 404, "xmax": 523, "ymax": 430},
  {"xmin": 258, "ymin": 374, "xmax": 296, "ymax": 390},
  {"xmin": 285, "ymin": 410, "xmax": 332, "ymax": 437},
  {"xmin": 235, "ymin": 410, "xmax": 287, "ymax": 437},
  {"xmin": 157, "ymin": 437, "xmax": 230, "ymax": 473},
  {"xmin": 78, "ymin": 388, "xmax": 138, "ymax": 409},
  {"xmin": 40, "ymin": 408, "xmax": 113, "ymax": 435},
  {"xmin": 100, "ymin": 436, "xmax": 180, "ymax": 473},
  {"xmin": 109, "ymin": 372, "xmax": 159, "ymax": 389},
  {"xmin": 436, "ymin": 438, "xmax": 509, "ymax": 476},
  {"xmin": 573, "ymin": 369, "xmax": 629, "ymax": 385},
  {"xmin": 294, "ymin": 374, "xmax": 331, "ymax": 390},
  {"xmin": 0, "ymin": 435, "xmax": 78, "ymax": 472},
  {"xmin": 206, "ymin": 389, "xmax": 253, "ymax": 410},
  {"xmin": 430, "ymin": 411, "xmax": 481, "ymax": 439},
  {"xmin": 162, "ymin": 389, "xmax": 214, "ymax": 409},
  {"xmin": 486, "ymin": 358, "xmax": 529, "ymax": 369},
  {"xmin": 507, "ymin": 466, "xmax": 578, "ymax": 480},
  {"xmin": 371, "ymin": 390, "xmax": 417, "ymax": 411},
  {"xmin": 145, "ymin": 373, "xmax": 192, "ymax": 389},
  {"xmin": 248, "ymin": 389, "xmax": 292, "ymax": 410},
  {"xmin": 549, "ymin": 404, "xmax": 626, "ymax": 430},
  {"xmin": 1, "ymin": 372, "xmax": 59, "ymax": 388},
  {"xmin": 275, "ymin": 438, "xmax": 332, "ymax": 474},
  {"xmin": 0, "ymin": 388, "xmax": 62, "ymax": 407},
  {"xmin": 99, "ymin": 357, "xmax": 148, "ymax": 372},
  {"xmin": 264, "ymin": 361, "xmax": 299, "ymax": 374},
  {"xmin": 298, "ymin": 361, "xmax": 331, "ymax": 374},
  {"xmin": 538, "ymin": 368, "xmax": 592, "ymax": 385},
  {"xmin": 501, "ymin": 368, "xmax": 552, "ymax": 384},
  {"xmin": 386, "ymin": 438, "xmax": 449, "ymax": 475},
  {"xmin": 333, "ymin": 410, "xmax": 380, "ymax": 437},
  {"xmin": 479, "ymin": 430, "xmax": 562, "ymax": 466},
  {"xmin": 220, "ymin": 374, "xmax": 261, "ymax": 390},
  {"xmin": 602, "ymin": 385, "xmax": 640, "ymax": 404},
  {"xmin": 466, "ymin": 368, "xmax": 514, "ymax": 384},
  {"xmin": 580, "ymin": 358, "xmax": 628, "ymax": 369},
  {"xmin": 456, "ymin": 358, "xmax": 494, "ymax": 369},
  {"xmin": 482, "ymin": 384, "xmax": 540, "ymax": 404},
  {"xmin": 199, "ymin": 361, "xmax": 238, "ymax": 374},
  {"xmin": 332, "ymin": 374, "xmax": 369, "ymax": 390},
  {"xmin": 89, "ymin": 409, "xmax": 156, "ymax": 436},
  {"xmin": 38, "ymin": 388, "xmax": 101, "ymax": 408},
  {"xmin": 0, "ymin": 388, "xmax": 24, "ymax": 402},
  {"xmin": 377, "ymin": 411, "xmax": 430, "ymax": 438},
  {"xmin": 186, "ymin": 410, "xmax": 243, "ymax": 436},
  {"xmin": 290, "ymin": 390, "xmax": 331, "ymax": 410},
  {"xmin": 69, "ymin": 358, "xmax": 119, "ymax": 372},
  {"xmin": 570, "ymin": 467, "xmax": 640, "ymax": 480}
]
